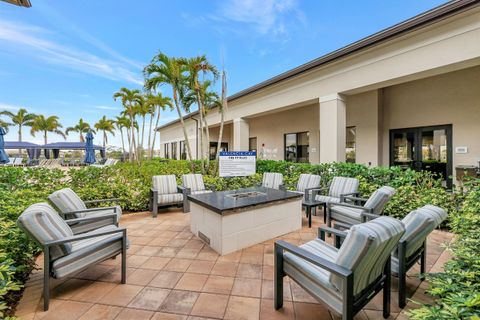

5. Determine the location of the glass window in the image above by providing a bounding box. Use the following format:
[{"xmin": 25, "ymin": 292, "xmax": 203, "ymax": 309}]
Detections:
[
  {"xmin": 249, "ymin": 137, "xmax": 257, "ymax": 152},
  {"xmin": 164, "ymin": 143, "xmax": 169, "ymax": 159},
  {"xmin": 171, "ymin": 142, "xmax": 177, "ymax": 160},
  {"xmin": 209, "ymin": 142, "xmax": 228, "ymax": 160},
  {"xmin": 179, "ymin": 141, "xmax": 186, "ymax": 160},
  {"xmin": 346, "ymin": 127, "xmax": 356, "ymax": 163},
  {"xmin": 284, "ymin": 132, "xmax": 309, "ymax": 163}
]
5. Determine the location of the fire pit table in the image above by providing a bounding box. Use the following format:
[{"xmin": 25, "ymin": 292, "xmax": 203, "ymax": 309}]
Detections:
[{"xmin": 188, "ymin": 186, "xmax": 303, "ymax": 255}]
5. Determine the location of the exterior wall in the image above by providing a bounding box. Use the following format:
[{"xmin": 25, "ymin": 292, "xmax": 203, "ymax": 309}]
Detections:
[
  {"xmin": 159, "ymin": 118, "xmax": 197, "ymax": 159},
  {"xmin": 248, "ymin": 104, "xmax": 319, "ymax": 162},
  {"xmin": 381, "ymin": 66, "xmax": 480, "ymax": 170}
]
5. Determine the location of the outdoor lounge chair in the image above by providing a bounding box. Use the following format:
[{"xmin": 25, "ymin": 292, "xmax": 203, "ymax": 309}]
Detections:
[
  {"xmin": 312, "ymin": 177, "xmax": 359, "ymax": 222},
  {"xmin": 261, "ymin": 172, "xmax": 284, "ymax": 190},
  {"xmin": 180, "ymin": 174, "xmax": 215, "ymax": 212},
  {"xmin": 293, "ymin": 173, "xmax": 321, "ymax": 199},
  {"xmin": 150, "ymin": 175, "xmax": 185, "ymax": 217},
  {"xmin": 274, "ymin": 216, "xmax": 405, "ymax": 320},
  {"xmin": 17, "ymin": 202, "xmax": 127, "ymax": 311},
  {"xmin": 48, "ymin": 188, "xmax": 122, "ymax": 234},
  {"xmin": 326, "ymin": 186, "xmax": 396, "ymax": 227}
]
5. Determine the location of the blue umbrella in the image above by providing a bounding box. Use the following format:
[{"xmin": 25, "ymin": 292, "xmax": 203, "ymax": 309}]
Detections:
[
  {"xmin": 84, "ymin": 131, "xmax": 96, "ymax": 164},
  {"xmin": 0, "ymin": 127, "xmax": 9, "ymax": 164}
]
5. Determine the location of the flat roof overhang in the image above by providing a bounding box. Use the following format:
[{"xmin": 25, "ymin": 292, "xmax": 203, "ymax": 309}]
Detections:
[{"xmin": 1, "ymin": 0, "xmax": 32, "ymax": 7}]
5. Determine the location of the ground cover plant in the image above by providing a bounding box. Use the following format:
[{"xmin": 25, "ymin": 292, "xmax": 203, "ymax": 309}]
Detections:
[{"xmin": 0, "ymin": 159, "xmax": 477, "ymax": 318}]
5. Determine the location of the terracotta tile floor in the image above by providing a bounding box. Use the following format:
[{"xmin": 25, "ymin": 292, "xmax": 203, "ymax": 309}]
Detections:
[{"xmin": 16, "ymin": 209, "xmax": 454, "ymax": 320}]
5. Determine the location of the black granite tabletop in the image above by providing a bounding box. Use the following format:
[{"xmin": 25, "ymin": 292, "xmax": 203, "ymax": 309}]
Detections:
[{"xmin": 187, "ymin": 186, "xmax": 303, "ymax": 214}]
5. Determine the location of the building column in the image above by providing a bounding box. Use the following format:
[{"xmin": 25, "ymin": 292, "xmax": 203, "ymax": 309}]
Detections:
[
  {"xmin": 233, "ymin": 118, "xmax": 249, "ymax": 151},
  {"xmin": 319, "ymin": 94, "xmax": 346, "ymax": 163}
]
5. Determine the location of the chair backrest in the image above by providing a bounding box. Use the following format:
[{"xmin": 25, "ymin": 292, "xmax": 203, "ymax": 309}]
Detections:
[
  {"xmin": 328, "ymin": 177, "xmax": 359, "ymax": 198},
  {"xmin": 182, "ymin": 174, "xmax": 205, "ymax": 192},
  {"xmin": 153, "ymin": 175, "xmax": 178, "ymax": 194},
  {"xmin": 14, "ymin": 158, "xmax": 23, "ymax": 165},
  {"xmin": 418, "ymin": 205, "xmax": 447, "ymax": 228},
  {"xmin": 400, "ymin": 209, "xmax": 436, "ymax": 258},
  {"xmin": 262, "ymin": 172, "xmax": 283, "ymax": 189},
  {"xmin": 296, "ymin": 174, "xmax": 321, "ymax": 192},
  {"xmin": 364, "ymin": 186, "xmax": 396, "ymax": 214},
  {"xmin": 17, "ymin": 203, "xmax": 73, "ymax": 260},
  {"xmin": 48, "ymin": 188, "xmax": 87, "ymax": 218},
  {"xmin": 332, "ymin": 216, "xmax": 405, "ymax": 295}
]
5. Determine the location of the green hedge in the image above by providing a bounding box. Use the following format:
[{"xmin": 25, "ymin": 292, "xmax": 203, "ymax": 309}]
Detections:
[{"xmin": 0, "ymin": 159, "xmax": 474, "ymax": 317}]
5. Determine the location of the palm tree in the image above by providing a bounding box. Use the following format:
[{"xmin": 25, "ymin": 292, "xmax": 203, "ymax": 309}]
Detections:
[
  {"xmin": 182, "ymin": 56, "xmax": 219, "ymax": 170},
  {"xmin": 30, "ymin": 115, "xmax": 66, "ymax": 144},
  {"xmin": 144, "ymin": 52, "xmax": 193, "ymax": 160},
  {"xmin": 136, "ymin": 94, "xmax": 150, "ymax": 154},
  {"xmin": 113, "ymin": 87, "xmax": 142, "ymax": 161},
  {"xmin": 65, "ymin": 118, "xmax": 93, "ymax": 142},
  {"xmin": 0, "ymin": 119, "xmax": 12, "ymax": 133},
  {"xmin": 115, "ymin": 115, "xmax": 129, "ymax": 158},
  {"xmin": 145, "ymin": 92, "xmax": 173, "ymax": 159},
  {"xmin": 94, "ymin": 116, "xmax": 115, "ymax": 147},
  {"xmin": 0, "ymin": 108, "xmax": 36, "ymax": 142}
]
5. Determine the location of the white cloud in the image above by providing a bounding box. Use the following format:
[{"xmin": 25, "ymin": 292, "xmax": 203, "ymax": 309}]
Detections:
[
  {"xmin": 217, "ymin": 0, "xmax": 304, "ymax": 38},
  {"xmin": 0, "ymin": 19, "xmax": 143, "ymax": 85},
  {"xmin": 0, "ymin": 102, "xmax": 22, "ymax": 111},
  {"xmin": 94, "ymin": 105, "xmax": 122, "ymax": 111}
]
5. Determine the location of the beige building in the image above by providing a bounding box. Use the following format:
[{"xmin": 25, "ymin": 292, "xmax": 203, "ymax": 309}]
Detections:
[{"xmin": 158, "ymin": 1, "xmax": 480, "ymax": 187}]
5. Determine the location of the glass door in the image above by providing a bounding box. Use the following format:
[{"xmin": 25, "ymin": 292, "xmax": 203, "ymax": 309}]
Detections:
[
  {"xmin": 390, "ymin": 125, "xmax": 452, "ymax": 188},
  {"xmin": 284, "ymin": 132, "xmax": 309, "ymax": 163}
]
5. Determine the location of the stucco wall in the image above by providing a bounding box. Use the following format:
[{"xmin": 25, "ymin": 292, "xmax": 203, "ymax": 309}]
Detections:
[
  {"xmin": 381, "ymin": 65, "xmax": 480, "ymax": 171},
  {"xmin": 248, "ymin": 104, "xmax": 319, "ymax": 162}
]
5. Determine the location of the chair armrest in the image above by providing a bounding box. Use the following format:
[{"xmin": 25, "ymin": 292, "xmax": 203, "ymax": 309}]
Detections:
[
  {"xmin": 45, "ymin": 227, "xmax": 126, "ymax": 246},
  {"xmin": 178, "ymin": 186, "xmax": 191, "ymax": 195},
  {"xmin": 303, "ymin": 187, "xmax": 318, "ymax": 200},
  {"xmin": 341, "ymin": 195, "xmax": 368, "ymax": 203},
  {"xmin": 61, "ymin": 206, "xmax": 118, "ymax": 218},
  {"xmin": 279, "ymin": 184, "xmax": 287, "ymax": 191},
  {"xmin": 318, "ymin": 226, "xmax": 348, "ymax": 241},
  {"xmin": 84, "ymin": 198, "xmax": 121, "ymax": 204},
  {"xmin": 328, "ymin": 202, "xmax": 374, "ymax": 213},
  {"xmin": 333, "ymin": 221, "xmax": 354, "ymax": 230},
  {"xmin": 309, "ymin": 187, "xmax": 328, "ymax": 197},
  {"xmin": 361, "ymin": 212, "xmax": 381, "ymax": 221},
  {"xmin": 275, "ymin": 240, "xmax": 351, "ymax": 278},
  {"xmin": 65, "ymin": 213, "xmax": 118, "ymax": 226}
]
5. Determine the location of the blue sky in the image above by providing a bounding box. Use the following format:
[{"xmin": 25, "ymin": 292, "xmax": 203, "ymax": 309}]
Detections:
[{"xmin": 0, "ymin": 0, "xmax": 447, "ymax": 147}]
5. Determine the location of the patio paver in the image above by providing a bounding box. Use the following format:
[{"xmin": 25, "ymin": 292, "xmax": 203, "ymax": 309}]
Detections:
[{"xmin": 15, "ymin": 209, "xmax": 454, "ymax": 320}]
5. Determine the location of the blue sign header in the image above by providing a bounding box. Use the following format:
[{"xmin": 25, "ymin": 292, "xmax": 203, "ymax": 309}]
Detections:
[{"xmin": 219, "ymin": 151, "xmax": 256, "ymax": 157}]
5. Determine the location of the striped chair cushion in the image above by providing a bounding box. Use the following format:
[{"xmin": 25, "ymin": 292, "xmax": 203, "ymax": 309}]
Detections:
[
  {"xmin": 391, "ymin": 210, "xmax": 435, "ymax": 264},
  {"xmin": 297, "ymin": 174, "xmax": 321, "ymax": 192},
  {"xmin": 418, "ymin": 205, "xmax": 447, "ymax": 227},
  {"xmin": 52, "ymin": 225, "xmax": 126, "ymax": 278},
  {"xmin": 69, "ymin": 206, "xmax": 122, "ymax": 235},
  {"xmin": 17, "ymin": 203, "xmax": 73, "ymax": 260},
  {"xmin": 330, "ymin": 205, "xmax": 365, "ymax": 225},
  {"xmin": 191, "ymin": 190, "xmax": 213, "ymax": 195},
  {"xmin": 332, "ymin": 216, "xmax": 405, "ymax": 295},
  {"xmin": 364, "ymin": 186, "xmax": 396, "ymax": 214},
  {"xmin": 315, "ymin": 195, "xmax": 342, "ymax": 204},
  {"xmin": 284, "ymin": 239, "xmax": 343, "ymax": 314},
  {"xmin": 158, "ymin": 193, "xmax": 184, "ymax": 204},
  {"xmin": 182, "ymin": 174, "xmax": 206, "ymax": 192},
  {"xmin": 153, "ymin": 175, "xmax": 178, "ymax": 195},
  {"xmin": 328, "ymin": 177, "xmax": 359, "ymax": 198},
  {"xmin": 49, "ymin": 188, "xmax": 87, "ymax": 218},
  {"xmin": 262, "ymin": 172, "xmax": 283, "ymax": 189}
]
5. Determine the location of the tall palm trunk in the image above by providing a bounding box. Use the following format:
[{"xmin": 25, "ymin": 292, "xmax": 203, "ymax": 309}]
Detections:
[
  {"xmin": 214, "ymin": 107, "xmax": 225, "ymax": 175},
  {"xmin": 119, "ymin": 127, "xmax": 126, "ymax": 159},
  {"xmin": 103, "ymin": 130, "xmax": 107, "ymax": 147},
  {"xmin": 173, "ymin": 89, "xmax": 193, "ymax": 160},
  {"xmin": 141, "ymin": 115, "xmax": 146, "ymax": 152},
  {"xmin": 129, "ymin": 114, "xmax": 135, "ymax": 162},
  {"xmin": 151, "ymin": 108, "xmax": 161, "ymax": 159},
  {"xmin": 203, "ymin": 114, "xmax": 211, "ymax": 170},
  {"xmin": 44, "ymin": 131, "xmax": 48, "ymax": 145},
  {"xmin": 197, "ymin": 90, "xmax": 205, "ymax": 173},
  {"xmin": 147, "ymin": 111, "xmax": 154, "ymax": 159},
  {"xmin": 18, "ymin": 125, "xmax": 22, "ymax": 154}
]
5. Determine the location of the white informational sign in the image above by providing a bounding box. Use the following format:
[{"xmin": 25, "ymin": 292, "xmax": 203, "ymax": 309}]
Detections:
[{"xmin": 219, "ymin": 151, "xmax": 256, "ymax": 177}]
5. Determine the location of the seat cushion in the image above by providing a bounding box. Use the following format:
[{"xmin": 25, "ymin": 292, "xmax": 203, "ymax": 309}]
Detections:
[
  {"xmin": 191, "ymin": 190, "xmax": 213, "ymax": 195},
  {"xmin": 17, "ymin": 203, "xmax": 73, "ymax": 260},
  {"xmin": 153, "ymin": 175, "xmax": 178, "ymax": 195},
  {"xmin": 262, "ymin": 172, "xmax": 283, "ymax": 189},
  {"xmin": 328, "ymin": 177, "xmax": 359, "ymax": 198},
  {"xmin": 182, "ymin": 174, "xmax": 206, "ymax": 192},
  {"xmin": 52, "ymin": 225, "xmax": 126, "ymax": 278},
  {"xmin": 330, "ymin": 205, "xmax": 364, "ymax": 225},
  {"xmin": 69, "ymin": 206, "xmax": 122, "ymax": 235},
  {"xmin": 284, "ymin": 239, "xmax": 343, "ymax": 314},
  {"xmin": 49, "ymin": 188, "xmax": 87, "ymax": 218},
  {"xmin": 157, "ymin": 193, "xmax": 184, "ymax": 204},
  {"xmin": 315, "ymin": 195, "xmax": 341, "ymax": 204}
]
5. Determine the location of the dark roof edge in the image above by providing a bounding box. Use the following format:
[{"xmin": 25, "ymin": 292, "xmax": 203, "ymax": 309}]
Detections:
[
  {"xmin": 228, "ymin": 0, "xmax": 479, "ymax": 101},
  {"xmin": 158, "ymin": 0, "xmax": 480, "ymax": 130}
]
